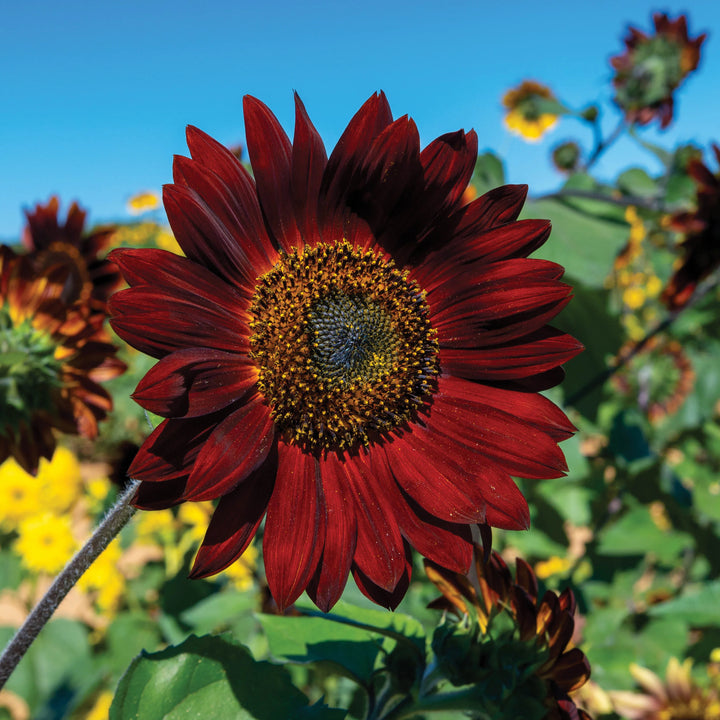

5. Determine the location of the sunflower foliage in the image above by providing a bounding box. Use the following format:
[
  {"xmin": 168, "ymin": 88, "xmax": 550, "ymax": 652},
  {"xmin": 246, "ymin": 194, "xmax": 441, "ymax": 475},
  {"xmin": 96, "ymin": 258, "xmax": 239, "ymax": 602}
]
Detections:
[{"xmin": 2, "ymin": 9, "xmax": 720, "ymax": 720}]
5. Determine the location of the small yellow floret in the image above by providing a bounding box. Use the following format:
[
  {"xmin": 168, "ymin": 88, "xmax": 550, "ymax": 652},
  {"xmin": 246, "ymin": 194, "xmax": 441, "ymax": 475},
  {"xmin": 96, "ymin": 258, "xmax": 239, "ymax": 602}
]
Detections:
[
  {"xmin": 623, "ymin": 286, "xmax": 647, "ymax": 310},
  {"xmin": 15, "ymin": 513, "xmax": 78, "ymax": 574},
  {"xmin": 38, "ymin": 446, "xmax": 82, "ymax": 514},
  {"xmin": 222, "ymin": 545, "xmax": 258, "ymax": 591},
  {"xmin": 86, "ymin": 690, "xmax": 113, "ymax": 720},
  {"xmin": 0, "ymin": 459, "xmax": 42, "ymax": 528},
  {"xmin": 127, "ymin": 190, "xmax": 160, "ymax": 216},
  {"xmin": 535, "ymin": 555, "xmax": 572, "ymax": 579}
]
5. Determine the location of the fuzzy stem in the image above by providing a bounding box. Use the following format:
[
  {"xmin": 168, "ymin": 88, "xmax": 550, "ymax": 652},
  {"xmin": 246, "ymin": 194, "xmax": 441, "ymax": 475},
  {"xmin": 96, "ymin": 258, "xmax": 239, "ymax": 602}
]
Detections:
[{"xmin": 0, "ymin": 478, "xmax": 140, "ymax": 690}]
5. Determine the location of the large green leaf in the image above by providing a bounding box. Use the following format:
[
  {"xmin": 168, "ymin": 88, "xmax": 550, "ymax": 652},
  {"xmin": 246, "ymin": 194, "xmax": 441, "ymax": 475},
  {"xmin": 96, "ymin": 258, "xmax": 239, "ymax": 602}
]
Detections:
[
  {"xmin": 258, "ymin": 613, "xmax": 382, "ymax": 686},
  {"xmin": 616, "ymin": 167, "xmax": 658, "ymax": 199},
  {"xmin": 472, "ymin": 152, "xmax": 505, "ymax": 195},
  {"xmin": 523, "ymin": 198, "xmax": 628, "ymax": 287},
  {"xmin": 648, "ymin": 581, "xmax": 720, "ymax": 626},
  {"xmin": 110, "ymin": 634, "xmax": 345, "ymax": 720}
]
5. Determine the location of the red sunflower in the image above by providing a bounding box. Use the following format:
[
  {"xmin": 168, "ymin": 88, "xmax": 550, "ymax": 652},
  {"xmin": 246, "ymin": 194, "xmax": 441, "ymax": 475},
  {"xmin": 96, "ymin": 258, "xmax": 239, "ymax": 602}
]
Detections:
[
  {"xmin": 23, "ymin": 196, "xmax": 122, "ymax": 312},
  {"xmin": 662, "ymin": 144, "xmax": 720, "ymax": 310},
  {"xmin": 611, "ymin": 12, "xmax": 706, "ymax": 129},
  {"xmin": 0, "ymin": 246, "xmax": 126, "ymax": 474},
  {"xmin": 109, "ymin": 93, "xmax": 582, "ymax": 612}
]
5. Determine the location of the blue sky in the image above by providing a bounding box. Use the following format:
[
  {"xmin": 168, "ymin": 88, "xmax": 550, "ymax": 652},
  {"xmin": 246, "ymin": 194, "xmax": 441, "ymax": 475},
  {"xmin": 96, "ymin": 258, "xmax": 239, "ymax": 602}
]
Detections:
[{"xmin": 1, "ymin": 1, "xmax": 718, "ymax": 239}]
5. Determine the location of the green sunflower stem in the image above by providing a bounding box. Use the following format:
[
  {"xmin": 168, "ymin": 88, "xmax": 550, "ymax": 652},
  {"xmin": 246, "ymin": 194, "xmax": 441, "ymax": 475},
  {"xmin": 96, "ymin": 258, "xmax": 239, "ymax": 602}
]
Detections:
[
  {"xmin": 377, "ymin": 688, "xmax": 492, "ymax": 720},
  {"xmin": 0, "ymin": 478, "xmax": 140, "ymax": 690}
]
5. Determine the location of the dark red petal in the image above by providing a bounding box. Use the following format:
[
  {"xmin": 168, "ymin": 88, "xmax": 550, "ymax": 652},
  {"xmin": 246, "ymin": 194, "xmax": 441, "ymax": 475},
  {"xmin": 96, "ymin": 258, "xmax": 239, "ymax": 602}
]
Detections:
[
  {"xmin": 243, "ymin": 95, "xmax": 302, "ymax": 252},
  {"xmin": 351, "ymin": 544, "xmax": 412, "ymax": 610},
  {"xmin": 419, "ymin": 129, "xmax": 478, "ymax": 214},
  {"xmin": 292, "ymin": 93, "xmax": 327, "ymax": 244},
  {"xmin": 306, "ymin": 452, "xmax": 358, "ymax": 612},
  {"xmin": 319, "ymin": 92, "xmax": 393, "ymax": 241},
  {"xmin": 132, "ymin": 348, "xmax": 258, "ymax": 418},
  {"xmin": 133, "ymin": 477, "xmax": 188, "ymax": 510},
  {"xmin": 440, "ymin": 375, "xmax": 575, "ymax": 440},
  {"xmin": 440, "ymin": 327, "xmax": 583, "ymax": 381},
  {"xmin": 184, "ymin": 396, "xmax": 275, "ymax": 501},
  {"xmin": 109, "ymin": 284, "xmax": 249, "ymax": 359},
  {"xmin": 184, "ymin": 125, "xmax": 277, "ymax": 258},
  {"xmin": 263, "ymin": 442, "xmax": 325, "ymax": 610},
  {"xmin": 451, "ymin": 184, "xmax": 529, "ymax": 235},
  {"xmin": 344, "ymin": 450, "xmax": 406, "ymax": 592},
  {"xmin": 171, "ymin": 155, "xmax": 277, "ymax": 285},
  {"xmin": 189, "ymin": 450, "xmax": 277, "ymax": 578},
  {"xmin": 384, "ymin": 428, "xmax": 487, "ymax": 524},
  {"xmin": 370, "ymin": 446, "xmax": 473, "ymax": 573},
  {"xmin": 129, "ymin": 414, "xmax": 220, "ymax": 482}
]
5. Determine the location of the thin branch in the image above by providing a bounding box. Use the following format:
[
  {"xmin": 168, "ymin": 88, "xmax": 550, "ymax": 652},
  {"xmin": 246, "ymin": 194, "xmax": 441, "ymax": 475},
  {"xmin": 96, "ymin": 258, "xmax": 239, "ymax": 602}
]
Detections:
[{"xmin": 0, "ymin": 479, "xmax": 140, "ymax": 690}]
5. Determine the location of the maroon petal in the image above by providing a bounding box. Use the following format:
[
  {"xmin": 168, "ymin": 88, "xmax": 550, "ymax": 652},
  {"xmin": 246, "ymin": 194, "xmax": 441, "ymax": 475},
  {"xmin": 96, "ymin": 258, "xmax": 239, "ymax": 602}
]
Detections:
[
  {"xmin": 129, "ymin": 414, "xmax": 220, "ymax": 482},
  {"xmin": 371, "ymin": 446, "xmax": 473, "ymax": 573},
  {"xmin": 419, "ymin": 129, "xmax": 478, "ymax": 215},
  {"xmin": 184, "ymin": 125, "xmax": 277, "ymax": 260},
  {"xmin": 244, "ymin": 95, "xmax": 302, "ymax": 252},
  {"xmin": 133, "ymin": 477, "xmax": 188, "ymax": 510},
  {"xmin": 429, "ymin": 378, "xmax": 569, "ymax": 480},
  {"xmin": 109, "ymin": 284, "xmax": 249, "ymax": 359},
  {"xmin": 190, "ymin": 451, "xmax": 277, "ymax": 578},
  {"xmin": 292, "ymin": 93, "xmax": 327, "ymax": 244},
  {"xmin": 306, "ymin": 451, "xmax": 358, "ymax": 612},
  {"xmin": 263, "ymin": 442, "xmax": 325, "ymax": 610},
  {"xmin": 319, "ymin": 92, "xmax": 393, "ymax": 241},
  {"xmin": 132, "ymin": 348, "xmax": 258, "ymax": 418},
  {"xmin": 384, "ymin": 428, "xmax": 487, "ymax": 524},
  {"xmin": 171, "ymin": 155, "xmax": 277, "ymax": 285},
  {"xmin": 344, "ymin": 450, "xmax": 406, "ymax": 592},
  {"xmin": 184, "ymin": 396, "xmax": 275, "ymax": 501},
  {"xmin": 440, "ymin": 327, "xmax": 583, "ymax": 381},
  {"xmin": 352, "ymin": 544, "xmax": 412, "ymax": 610}
]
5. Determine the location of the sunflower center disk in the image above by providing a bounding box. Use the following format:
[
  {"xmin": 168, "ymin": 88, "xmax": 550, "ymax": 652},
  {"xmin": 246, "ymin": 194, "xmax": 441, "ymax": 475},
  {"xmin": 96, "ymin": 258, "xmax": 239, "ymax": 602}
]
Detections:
[{"xmin": 249, "ymin": 241, "xmax": 439, "ymax": 452}]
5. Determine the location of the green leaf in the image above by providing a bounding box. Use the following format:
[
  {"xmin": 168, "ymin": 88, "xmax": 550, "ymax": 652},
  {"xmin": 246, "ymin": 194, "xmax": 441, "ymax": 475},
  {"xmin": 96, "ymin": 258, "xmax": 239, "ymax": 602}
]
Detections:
[
  {"xmin": 180, "ymin": 588, "xmax": 256, "ymax": 635},
  {"xmin": 597, "ymin": 501, "xmax": 692, "ymax": 562},
  {"xmin": 616, "ymin": 168, "xmax": 658, "ymax": 198},
  {"xmin": 0, "ymin": 619, "xmax": 92, "ymax": 715},
  {"xmin": 297, "ymin": 599, "xmax": 426, "ymax": 652},
  {"xmin": 105, "ymin": 612, "xmax": 163, "ymax": 677},
  {"xmin": 110, "ymin": 634, "xmax": 345, "ymax": 720},
  {"xmin": 472, "ymin": 152, "xmax": 505, "ymax": 195},
  {"xmin": 648, "ymin": 581, "xmax": 720, "ymax": 626},
  {"xmin": 523, "ymin": 198, "xmax": 628, "ymax": 287},
  {"xmin": 258, "ymin": 613, "xmax": 383, "ymax": 686}
]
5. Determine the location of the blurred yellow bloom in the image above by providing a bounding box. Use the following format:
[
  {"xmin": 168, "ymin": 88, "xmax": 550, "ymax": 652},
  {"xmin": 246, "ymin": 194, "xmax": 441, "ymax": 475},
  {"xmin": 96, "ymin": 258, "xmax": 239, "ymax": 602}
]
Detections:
[
  {"xmin": 623, "ymin": 286, "xmax": 647, "ymax": 309},
  {"xmin": 502, "ymin": 80, "xmax": 559, "ymax": 142},
  {"xmin": 38, "ymin": 446, "xmax": 82, "ymax": 514},
  {"xmin": 85, "ymin": 690, "xmax": 113, "ymax": 720},
  {"xmin": 624, "ymin": 314, "xmax": 646, "ymax": 342},
  {"xmin": 649, "ymin": 501, "xmax": 672, "ymax": 531},
  {"xmin": 86, "ymin": 476, "xmax": 112, "ymax": 512},
  {"xmin": 0, "ymin": 459, "xmax": 42, "ymax": 528},
  {"xmin": 126, "ymin": 191, "xmax": 160, "ymax": 216},
  {"xmin": 78, "ymin": 538, "xmax": 125, "ymax": 613},
  {"xmin": 534, "ymin": 555, "xmax": 572, "ymax": 579},
  {"xmin": 178, "ymin": 502, "xmax": 213, "ymax": 542},
  {"xmin": 222, "ymin": 545, "xmax": 258, "ymax": 591},
  {"xmin": 646, "ymin": 275, "xmax": 663, "ymax": 298},
  {"xmin": 155, "ymin": 228, "xmax": 183, "ymax": 255},
  {"xmin": 15, "ymin": 513, "xmax": 78, "ymax": 574},
  {"xmin": 135, "ymin": 508, "xmax": 176, "ymax": 542}
]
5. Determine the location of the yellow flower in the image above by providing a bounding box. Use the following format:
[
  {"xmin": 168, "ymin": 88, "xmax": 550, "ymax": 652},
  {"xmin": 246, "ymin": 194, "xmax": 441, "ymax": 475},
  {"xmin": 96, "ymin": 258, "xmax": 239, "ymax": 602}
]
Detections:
[
  {"xmin": 0, "ymin": 458, "xmax": 43, "ymax": 528},
  {"xmin": 85, "ymin": 690, "xmax": 113, "ymax": 720},
  {"xmin": 86, "ymin": 476, "xmax": 112, "ymax": 513},
  {"xmin": 78, "ymin": 538, "xmax": 125, "ymax": 613},
  {"xmin": 178, "ymin": 502, "xmax": 213, "ymax": 542},
  {"xmin": 502, "ymin": 80, "xmax": 559, "ymax": 142},
  {"xmin": 37, "ymin": 446, "xmax": 82, "ymax": 514},
  {"xmin": 623, "ymin": 286, "xmax": 647, "ymax": 310},
  {"xmin": 15, "ymin": 513, "xmax": 78, "ymax": 574},
  {"xmin": 126, "ymin": 191, "xmax": 160, "ymax": 216},
  {"xmin": 534, "ymin": 555, "xmax": 572, "ymax": 580},
  {"xmin": 134, "ymin": 508, "xmax": 176, "ymax": 542},
  {"xmin": 221, "ymin": 545, "xmax": 258, "ymax": 591},
  {"xmin": 155, "ymin": 228, "xmax": 183, "ymax": 255},
  {"xmin": 646, "ymin": 275, "xmax": 663, "ymax": 298}
]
